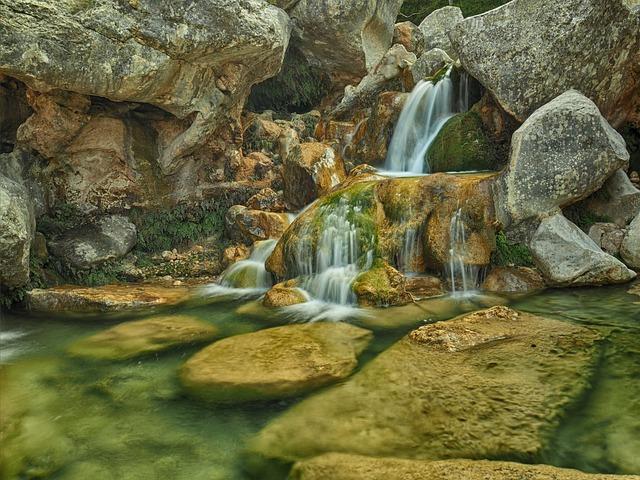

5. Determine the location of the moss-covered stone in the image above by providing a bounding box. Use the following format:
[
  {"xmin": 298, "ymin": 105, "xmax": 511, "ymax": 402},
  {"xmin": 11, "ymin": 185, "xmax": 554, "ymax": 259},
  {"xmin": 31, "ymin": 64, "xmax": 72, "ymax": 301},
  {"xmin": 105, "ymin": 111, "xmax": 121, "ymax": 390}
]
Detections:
[
  {"xmin": 427, "ymin": 111, "xmax": 496, "ymax": 173},
  {"xmin": 352, "ymin": 260, "xmax": 412, "ymax": 307},
  {"xmin": 492, "ymin": 231, "xmax": 535, "ymax": 267}
]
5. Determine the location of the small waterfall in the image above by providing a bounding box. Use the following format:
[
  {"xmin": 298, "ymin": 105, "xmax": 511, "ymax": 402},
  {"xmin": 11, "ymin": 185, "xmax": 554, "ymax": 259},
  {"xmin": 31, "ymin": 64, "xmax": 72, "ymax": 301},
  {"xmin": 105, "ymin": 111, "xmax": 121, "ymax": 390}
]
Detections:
[
  {"xmin": 447, "ymin": 208, "xmax": 479, "ymax": 295},
  {"xmin": 398, "ymin": 226, "xmax": 420, "ymax": 274}
]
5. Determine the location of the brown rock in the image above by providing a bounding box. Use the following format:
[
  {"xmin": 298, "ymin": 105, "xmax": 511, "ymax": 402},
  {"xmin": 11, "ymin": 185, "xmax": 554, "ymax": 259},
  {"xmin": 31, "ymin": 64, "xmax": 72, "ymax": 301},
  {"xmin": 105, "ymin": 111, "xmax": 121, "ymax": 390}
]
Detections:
[
  {"xmin": 482, "ymin": 266, "xmax": 546, "ymax": 293},
  {"xmin": 263, "ymin": 281, "xmax": 308, "ymax": 307},
  {"xmin": 404, "ymin": 275, "xmax": 444, "ymax": 299},
  {"xmin": 393, "ymin": 21, "xmax": 425, "ymax": 56},
  {"xmin": 225, "ymin": 205, "xmax": 290, "ymax": 244},
  {"xmin": 352, "ymin": 261, "xmax": 412, "ymax": 307},
  {"xmin": 246, "ymin": 188, "xmax": 286, "ymax": 212},
  {"xmin": 222, "ymin": 244, "xmax": 251, "ymax": 267}
]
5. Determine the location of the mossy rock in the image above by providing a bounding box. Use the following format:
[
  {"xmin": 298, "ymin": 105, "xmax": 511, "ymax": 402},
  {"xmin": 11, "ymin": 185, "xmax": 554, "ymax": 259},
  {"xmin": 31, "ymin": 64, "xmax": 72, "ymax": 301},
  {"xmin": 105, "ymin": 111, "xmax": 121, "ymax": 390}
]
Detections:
[
  {"xmin": 352, "ymin": 261, "xmax": 412, "ymax": 307},
  {"xmin": 427, "ymin": 111, "xmax": 496, "ymax": 173}
]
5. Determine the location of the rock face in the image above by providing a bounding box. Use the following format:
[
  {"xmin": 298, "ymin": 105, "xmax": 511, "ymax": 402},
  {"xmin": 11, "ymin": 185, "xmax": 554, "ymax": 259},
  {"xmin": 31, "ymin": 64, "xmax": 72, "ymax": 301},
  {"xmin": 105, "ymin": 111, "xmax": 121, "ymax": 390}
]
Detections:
[
  {"xmin": 180, "ymin": 323, "xmax": 372, "ymax": 403},
  {"xmin": 493, "ymin": 90, "xmax": 630, "ymax": 228},
  {"xmin": 0, "ymin": 0, "xmax": 291, "ymax": 174},
  {"xmin": 283, "ymin": 143, "xmax": 346, "ymax": 209},
  {"xmin": 578, "ymin": 170, "xmax": 640, "ymax": 227},
  {"xmin": 392, "ymin": 22, "xmax": 425, "ymax": 56},
  {"xmin": 449, "ymin": 0, "xmax": 640, "ymax": 127},
  {"xmin": 0, "ymin": 173, "xmax": 33, "ymax": 288},
  {"xmin": 418, "ymin": 6, "xmax": 464, "ymax": 58},
  {"xmin": 530, "ymin": 214, "xmax": 636, "ymax": 286},
  {"xmin": 288, "ymin": 0, "xmax": 404, "ymax": 80},
  {"xmin": 47, "ymin": 215, "xmax": 137, "ymax": 269},
  {"xmin": 225, "ymin": 205, "xmax": 290, "ymax": 244},
  {"xmin": 588, "ymin": 223, "xmax": 626, "ymax": 257},
  {"xmin": 410, "ymin": 48, "xmax": 452, "ymax": 84},
  {"xmin": 246, "ymin": 307, "xmax": 601, "ymax": 473},
  {"xmin": 68, "ymin": 315, "xmax": 218, "ymax": 360},
  {"xmin": 481, "ymin": 266, "xmax": 545, "ymax": 293},
  {"xmin": 621, "ymin": 213, "xmax": 640, "ymax": 269},
  {"xmin": 290, "ymin": 454, "xmax": 633, "ymax": 480}
]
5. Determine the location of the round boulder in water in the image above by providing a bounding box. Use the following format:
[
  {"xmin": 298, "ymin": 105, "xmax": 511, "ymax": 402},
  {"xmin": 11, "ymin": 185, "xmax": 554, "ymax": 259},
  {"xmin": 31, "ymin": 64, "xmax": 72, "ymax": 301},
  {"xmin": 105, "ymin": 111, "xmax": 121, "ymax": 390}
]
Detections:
[{"xmin": 180, "ymin": 323, "xmax": 372, "ymax": 403}]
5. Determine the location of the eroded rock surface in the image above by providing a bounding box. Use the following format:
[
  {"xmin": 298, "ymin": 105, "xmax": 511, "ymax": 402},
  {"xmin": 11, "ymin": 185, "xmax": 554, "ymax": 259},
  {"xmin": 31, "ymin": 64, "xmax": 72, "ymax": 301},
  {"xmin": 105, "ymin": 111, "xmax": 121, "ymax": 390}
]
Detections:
[
  {"xmin": 418, "ymin": 6, "xmax": 464, "ymax": 58},
  {"xmin": 621, "ymin": 213, "xmax": 640, "ymax": 269}
]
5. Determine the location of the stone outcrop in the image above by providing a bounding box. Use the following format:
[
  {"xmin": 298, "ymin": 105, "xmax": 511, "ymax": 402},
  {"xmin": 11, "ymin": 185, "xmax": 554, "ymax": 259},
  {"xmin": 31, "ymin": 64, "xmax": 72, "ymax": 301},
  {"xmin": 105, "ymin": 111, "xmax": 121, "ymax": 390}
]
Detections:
[
  {"xmin": 0, "ymin": 0, "xmax": 291, "ymax": 174},
  {"xmin": 290, "ymin": 454, "xmax": 635, "ymax": 480},
  {"xmin": 493, "ymin": 90, "xmax": 629, "ymax": 228},
  {"xmin": 621, "ymin": 213, "xmax": 640, "ymax": 269},
  {"xmin": 225, "ymin": 205, "xmax": 290, "ymax": 244},
  {"xmin": 246, "ymin": 307, "xmax": 601, "ymax": 473},
  {"xmin": 47, "ymin": 215, "xmax": 137, "ymax": 269},
  {"xmin": 180, "ymin": 323, "xmax": 372, "ymax": 403},
  {"xmin": 530, "ymin": 214, "xmax": 636, "ymax": 286},
  {"xmin": 418, "ymin": 6, "xmax": 464, "ymax": 58},
  {"xmin": 392, "ymin": 22, "xmax": 425, "ymax": 56},
  {"xmin": 68, "ymin": 315, "xmax": 218, "ymax": 360},
  {"xmin": 588, "ymin": 223, "xmax": 626, "ymax": 257},
  {"xmin": 411, "ymin": 48, "xmax": 452, "ymax": 85},
  {"xmin": 449, "ymin": 0, "xmax": 640, "ymax": 127},
  {"xmin": 577, "ymin": 170, "xmax": 640, "ymax": 227},
  {"xmin": 481, "ymin": 266, "xmax": 545, "ymax": 293}
]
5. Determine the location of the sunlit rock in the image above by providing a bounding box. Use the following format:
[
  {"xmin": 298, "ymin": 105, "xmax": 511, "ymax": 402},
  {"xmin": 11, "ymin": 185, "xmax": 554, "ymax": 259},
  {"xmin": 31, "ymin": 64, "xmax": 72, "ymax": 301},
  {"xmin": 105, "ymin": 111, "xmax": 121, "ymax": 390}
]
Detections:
[
  {"xmin": 418, "ymin": 6, "xmax": 464, "ymax": 58},
  {"xmin": 410, "ymin": 48, "xmax": 452, "ymax": 85},
  {"xmin": 225, "ymin": 205, "xmax": 290, "ymax": 244},
  {"xmin": 263, "ymin": 281, "xmax": 308, "ymax": 308},
  {"xmin": 352, "ymin": 260, "xmax": 412, "ymax": 307}
]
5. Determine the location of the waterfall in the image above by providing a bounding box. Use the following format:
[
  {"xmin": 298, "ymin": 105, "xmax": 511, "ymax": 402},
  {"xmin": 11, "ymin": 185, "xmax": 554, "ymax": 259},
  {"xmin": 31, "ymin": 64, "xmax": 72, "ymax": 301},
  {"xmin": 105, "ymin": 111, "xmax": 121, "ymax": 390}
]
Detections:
[{"xmin": 446, "ymin": 208, "xmax": 479, "ymax": 295}]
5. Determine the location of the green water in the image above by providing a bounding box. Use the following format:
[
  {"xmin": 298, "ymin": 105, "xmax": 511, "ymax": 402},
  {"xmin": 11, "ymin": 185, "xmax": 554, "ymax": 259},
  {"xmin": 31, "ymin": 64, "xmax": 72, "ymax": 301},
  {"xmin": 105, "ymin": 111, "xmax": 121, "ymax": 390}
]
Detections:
[{"xmin": 0, "ymin": 286, "xmax": 638, "ymax": 479}]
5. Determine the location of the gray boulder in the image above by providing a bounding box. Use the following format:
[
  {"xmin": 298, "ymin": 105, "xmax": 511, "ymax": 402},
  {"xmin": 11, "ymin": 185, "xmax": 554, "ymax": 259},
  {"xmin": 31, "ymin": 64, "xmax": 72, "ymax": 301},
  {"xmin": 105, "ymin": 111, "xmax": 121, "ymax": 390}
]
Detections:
[
  {"xmin": 530, "ymin": 213, "xmax": 636, "ymax": 286},
  {"xmin": 0, "ymin": 0, "xmax": 290, "ymax": 174},
  {"xmin": 588, "ymin": 223, "xmax": 625, "ymax": 257},
  {"xmin": 48, "ymin": 215, "xmax": 137, "ymax": 269},
  {"xmin": 621, "ymin": 213, "xmax": 640, "ymax": 270},
  {"xmin": 289, "ymin": 0, "xmax": 404, "ymax": 80},
  {"xmin": 578, "ymin": 170, "xmax": 640, "ymax": 227},
  {"xmin": 411, "ymin": 48, "xmax": 453, "ymax": 84},
  {"xmin": 418, "ymin": 6, "xmax": 464, "ymax": 58},
  {"xmin": 494, "ymin": 90, "xmax": 629, "ymax": 228},
  {"xmin": 0, "ymin": 174, "xmax": 33, "ymax": 288},
  {"xmin": 449, "ymin": 0, "xmax": 640, "ymax": 127}
]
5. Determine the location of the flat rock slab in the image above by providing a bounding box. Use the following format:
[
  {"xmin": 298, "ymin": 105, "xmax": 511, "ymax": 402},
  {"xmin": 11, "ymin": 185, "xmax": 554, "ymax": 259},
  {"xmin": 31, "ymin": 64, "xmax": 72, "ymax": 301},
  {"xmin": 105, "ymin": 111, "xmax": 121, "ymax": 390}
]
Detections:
[
  {"xmin": 290, "ymin": 454, "xmax": 639, "ymax": 480},
  {"xmin": 180, "ymin": 322, "xmax": 372, "ymax": 403},
  {"xmin": 246, "ymin": 307, "xmax": 601, "ymax": 473},
  {"xmin": 26, "ymin": 284, "xmax": 192, "ymax": 314},
  {"xmin": 68, "ymin": 315, "xmax": 218, "ymax": 361}
]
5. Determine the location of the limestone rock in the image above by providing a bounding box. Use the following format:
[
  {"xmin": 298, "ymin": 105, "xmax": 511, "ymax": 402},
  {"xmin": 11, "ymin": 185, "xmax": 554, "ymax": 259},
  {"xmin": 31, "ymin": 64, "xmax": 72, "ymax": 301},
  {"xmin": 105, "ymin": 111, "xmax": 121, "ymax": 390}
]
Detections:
[
  {"xmin": 225, "ymin": 205, "xmax": 290, "ymax": 244},
  {"xmin": 418, "ymin": 6, "xmax": 464, "ymax": 58},
  {"xmin": 0, "ymin": 173, "xmax": 33, "ymax": 288},
  {"xmin": 449, "ymin": 0, "xmax": 640, "ymax": 127},
  {"xmin": 352, "ymin": 261, "xmax": 412, "ymax": 307},
  {"xmin": 180, "ymin": 322, "xmax": 372, "ymax": 403},
  {"xmin": 410, "ymin": 48, "xmax": 452, "ymax": 85},
  {"xmin": 283, "ymin": 143, "xmax": 346, "ymax": 209},
  {"xmin": 288, "ymin": 0, "xmax": 404, "ymax": 80},
  {"xmin": 530, "ymin": 214, "xmax": 636, "ymax": 286},
  {"xmin": 68, "ymin": 315, "xmax": 218, "ymax": 360},
  {"xmin": 47, "ymin": 215, "xmax": 137, "ymax": 269},
  {"xmin": 621, "ymin": 213, "xmax": 640, "ymax": 269},
  {"xmin": 246, "ymin": 188, "xmax": 286, "ymax": 213},
  {"xmin": 246, "ymin": 307, "xmax": 601, "ymax": 472},
  {"xmin": 392, "ymin": 22, "xmax": 425, "ymax": 56},
  {"xmin": 263, "ymin": 282, "xmax": 308, "ymax": 308},
  {"xmin": 481, "ymin": 266, "xmax": 545, "ymax": 293},
  {"xmin": 0, "ymin": 0, "xmax": 291, "ymax": 174},
  {"xmin": 26, "ymin": 284, "xmax": 192, "ymax": 313},
  {"xmin": 578, "ymin": 170, "xmax": 640, "ymax": 227},
  {"xmin": 493, "ymin": 90, "xmax": 630, "ymax": 228},
  {"xmin": 588, "ymin": 223, "xmax": 626, "ymax": 256},
  {"xmin": 290, "ymin": 454, "xmax": 633, "ymax": 480}
]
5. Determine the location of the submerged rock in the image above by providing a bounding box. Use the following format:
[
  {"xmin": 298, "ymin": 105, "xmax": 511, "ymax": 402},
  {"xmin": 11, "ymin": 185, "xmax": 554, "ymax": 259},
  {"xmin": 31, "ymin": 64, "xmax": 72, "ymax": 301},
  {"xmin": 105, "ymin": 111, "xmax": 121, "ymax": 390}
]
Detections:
[
  {"xmin": 449, "ymin": 0, "xmax": 640, "ymax": 127},
  {"xmin": 481, "ymin": 266, "xmax": 545, "ymax": 293},
  {"xmin": 418, "ymin": 6, "xmax": 464, "ymax": 58},
  {"xmin": 26, "ymin": 284, "xmax": 192, "ymax": 313},
  {"xmin": 621, "ymin": 213, "xmax": 640, "ymax": 270},
  {"xmin": 246, "ymin": 307, "xmax": 600, "ymax": 473},
  {"xmin": 68, "ymin": 315, "xmax": 218, "ymax": 361},
  {"xmin": 290, "ymin": 454, "xmax": 633, "ymax": 480},
  {"xmin": 180, "ymin": 323, "xmax": 372, "ymax": 403},
  {"xmin": 530, "ymin": 214, "xmax": 636, "ymax": 286},
  {"xmin": 493, "ymin": 90, "xmax": 629, "ymax": 228}
]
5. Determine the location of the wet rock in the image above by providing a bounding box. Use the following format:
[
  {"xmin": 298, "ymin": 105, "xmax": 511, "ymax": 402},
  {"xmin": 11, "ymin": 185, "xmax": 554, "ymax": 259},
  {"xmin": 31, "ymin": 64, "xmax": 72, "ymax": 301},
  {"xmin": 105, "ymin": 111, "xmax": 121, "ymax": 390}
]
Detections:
[
  {"xmin": 418, "ymin": 6, "xmax": 464, "ymax": 58},
  {"xmin": 588, "ymin": 223, "xmax": 626, "ymax": 256},
  {"xmin": 48, "ymin": 215, "xmax": 137, "ymax": 269},
  {"xmin": 180, "ymin": 322, "xmax": 372, "ymax": 403},
  {"xmin": 68, "ymin": 315, "xmax": 218, "ymax": 361},
  {"xmin": 263, "ymin": 283, "xmax": 308, "ymax": 308},
  {"xmin": 493, "ymin": 90, "xmax": 629, "ymax": 228},
  {"xmin": 290, "ymin": 454, "xmax": 631, "ymax": 480},
  {"xmin": 481, "ymin": 266, "xmax": 545, "ymax": 293},
  {"xmin": 283, "ymin": 143, "xmax": 346, "ymax": 209},
  {"xmin": 352, "ymin": 261, "xmax": 412, "ymax": 307},
  {"xmin": 530, "ymin": 213, "xmax": 636, "ymax": 286},
  {"xmin": 621, "ymin": 213, "xmax": 640, "ymax": 269},
  {"xmin": 449, "ymin": 0, "xmax": 640, "ymax": 127},
  {"xmin": 26, "ymin": 283, "xmax": 192, "ymax": 313},
  {"xmin": 245, "ymin": 188, "xmax": 286, "ymax": 213},
  {"xmin": 392, "ymin": 22, "xmax": 425, "ymax": 56},
  {"xmin": 225, "ymin": 205, "xmax": 290, "ymax": 244},
  {"xmin": 577, "ymin": 170, "xmax": 640, "ymax": 227},
  {"xmin": 222, "ymin": 245, "xmax": 251, "ymax": 268},
  {"xmin": 403, "ymin": 275, "xmax": 444, "ymax": 299},
  {"xmin": 247, "ymin": 307, "xmax": 601, "ymax": 471},
  {"xmin": 0, "ymin": 0, "xmax": 291, "ymax": 174},
  {"xmin": 410, "ymin": 48, "xmax": 452, "ymax": 84}
]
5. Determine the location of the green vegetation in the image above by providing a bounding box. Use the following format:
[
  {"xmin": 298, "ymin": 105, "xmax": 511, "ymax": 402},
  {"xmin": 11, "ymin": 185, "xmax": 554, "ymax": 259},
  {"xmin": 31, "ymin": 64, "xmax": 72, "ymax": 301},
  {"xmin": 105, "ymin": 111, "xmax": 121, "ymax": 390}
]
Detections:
[
  {"xmin": 247, "ymin": 46, "xmax": 331, "ymax": 114},
  {"xmin": 399, "ymin": 0, "xmax": 509, "ymax": 24},
  {"xmin": 492, "ymin": 231, "xmax": 534, "ymax": 267},
  {"xmin": 0, "ymin": 254, "xmax": 48, "ymax": 309},
  {"xmin": 37, "ymin": 203, "xmax": 87, "ymax": 236}
]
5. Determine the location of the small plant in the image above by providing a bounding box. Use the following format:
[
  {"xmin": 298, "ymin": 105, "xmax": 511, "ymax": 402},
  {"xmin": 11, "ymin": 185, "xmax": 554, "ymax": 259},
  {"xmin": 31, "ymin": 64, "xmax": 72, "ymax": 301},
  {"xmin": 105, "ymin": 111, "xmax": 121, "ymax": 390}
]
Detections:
[
  {"xmin": 37, "ymin": 203, "xmax": 87, "ymax": 236},
  {"xmin": 492, "ymin": 231, "xmax": 534, "ymax": 267}
]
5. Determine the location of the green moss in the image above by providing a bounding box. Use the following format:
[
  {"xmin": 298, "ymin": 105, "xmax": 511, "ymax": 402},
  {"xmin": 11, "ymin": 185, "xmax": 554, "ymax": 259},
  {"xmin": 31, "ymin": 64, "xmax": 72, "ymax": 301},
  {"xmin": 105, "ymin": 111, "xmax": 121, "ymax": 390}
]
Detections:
[
  {"xmin": 427, "ymin": 111, "xmax": 496, "ymax": 173},
  {"xmin": 399, "ymin": 0, "xmax": 509, "ymax": 24},
  {"xmin": 37, "ymin": 203, "xmax": 87, "ymax": 236},
  {"xmin": 426, "ymin": 65, "xmax": 451, "ymax": 84},
  {"xmin": 492, "ymin": 231, "xmax": 534, "ymax": 267}
]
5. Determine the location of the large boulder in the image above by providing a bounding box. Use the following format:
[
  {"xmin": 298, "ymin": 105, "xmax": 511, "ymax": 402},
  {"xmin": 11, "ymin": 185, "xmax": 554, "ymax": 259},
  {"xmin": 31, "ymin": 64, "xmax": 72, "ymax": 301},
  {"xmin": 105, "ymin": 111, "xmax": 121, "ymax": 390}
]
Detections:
[
  {"xmin": 288, "ymin": 0, "xmax": 404, "ymax": 81},
  {"xmin": 225, "ymin": 205, "xmax": 291, "ymax": 244},
  {"xmin": 410, "ymin": 48, "xmax": 452, "ymax": 84},
  {"xmin": 530, "ymin": 213, "xmax": 636, "ymax": 286},
  {"xmin": 0, "ymin": 174, "xmax": 33, "ymax": 288},
  {"xmin": 0, "ymin": 0, "xmax": 291, "ymax": 174},
  {"xmin": 180, "ymin": 322, "xmax": 372, "ymax": 403},
  {"xmin": 481, "ymin": 266, "xmax": 545, "ymax": 293},
  {"xmin": 392, "ymin": 21, "xmax": 425, "ymax": 56},
  {"xmin": 493, "ymin": 90, "xmax": 630, "ymax": 228},
  {"xmin": 68, "ymin": 315, "xmax": 218, "ymax": 360},
  {"xmin": 577, "ymin": 170, "xmax": 640, "ymax": 227},
  {"xmin": 246, "ymin": 307, "xmax": 601, "ymax": 473},
  {"xmin": 47, "ymin": 215, "xmax": 137, "ymax": 269},
  {"xmin": 621, "ymin": 213, "xmax": 640, "ymax": 269},
  {"xmin": 449, "ymin": 0, "xmax": 640, "ymax": 127},
  {"xmin": 418, "ymin": 6, "xmax": 464, "ymax": 58}
]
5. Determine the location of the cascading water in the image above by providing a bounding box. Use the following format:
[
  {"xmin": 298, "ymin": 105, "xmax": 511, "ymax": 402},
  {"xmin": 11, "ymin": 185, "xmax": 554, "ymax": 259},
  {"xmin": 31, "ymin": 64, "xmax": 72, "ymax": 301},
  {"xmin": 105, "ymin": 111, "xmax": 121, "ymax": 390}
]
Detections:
[{"xmin": 447, "ymin": 208, "xmax": 480, "ymax": 295}]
